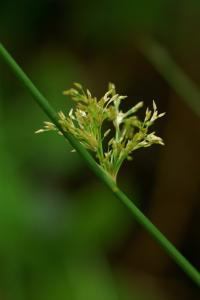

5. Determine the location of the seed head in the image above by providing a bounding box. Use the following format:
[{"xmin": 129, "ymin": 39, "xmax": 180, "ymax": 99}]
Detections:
[{"xmin": 36, "ymin": 83, "xmax": 165, "ymax": 181}]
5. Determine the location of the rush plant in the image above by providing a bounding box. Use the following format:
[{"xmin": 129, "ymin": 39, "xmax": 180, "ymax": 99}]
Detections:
[{"xmin": 0, "ymin": 42, "xmax": 200, "ymax": 287}]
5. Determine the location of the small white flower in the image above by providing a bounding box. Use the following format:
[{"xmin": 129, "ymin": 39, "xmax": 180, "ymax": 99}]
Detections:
[
  {"xmin": 146, "ymin": 132, "xmax": 164, "ymax": 145},
  {"xmin": 58, "ymin": 111, "xmax": 66, "ymax": 120},
  {"xmin": 158, "ymin": 112, "xmax": 166, "ymax": 118},
  {"xmin": 35, "ymin": 129, "xmax": 45, "ymax": 134},
  {"xmin": 103, "ymin": 90, "xmax": 112, "ymax": 102},
  {"xmin": 79, "ymin": 110, "xmax": 87, "ymax": 117},
  {"xmin": 87, "ymin": 89, "xmax": 92, "ymax": 98},
  {"xmin": 116, "ymin": 111, "xmax": 124, "ymax": 126},
  {"xmin": 69, "ymin": 108, "xmax": 75, "ymax": 120},
  {"xmin": 153, "ymin": 100, "xmax": 157, "ymax": 111},
  {"xmin": 123, "ymin": 101, "xmax": 143, "ymax": 119},
  {"xmin": 144, "ymin": 107, "xmax": 151, "ymax": 122}
]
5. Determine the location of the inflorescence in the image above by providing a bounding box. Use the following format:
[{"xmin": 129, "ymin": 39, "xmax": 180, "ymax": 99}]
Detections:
[{"xmin": 36, "ymin": 83, "xmax": 165, "ymax": 181}]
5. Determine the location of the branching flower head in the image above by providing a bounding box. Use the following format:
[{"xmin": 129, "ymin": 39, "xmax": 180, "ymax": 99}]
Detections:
[{"xmin": 36, "ymin": 83, "xmax": 165, "ymax": 181}]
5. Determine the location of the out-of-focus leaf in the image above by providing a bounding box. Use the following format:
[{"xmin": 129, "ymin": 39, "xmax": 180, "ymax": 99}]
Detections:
[
  {"xmin": 70, "ymin": 182, "xmax": 134, "ymax": 250},
  {"xmin": 138, "ymin": 38, "xmax": 200, "ymax": 118},
  {"xmin": 70, "ymin": 0, "xmax": 169, "ymax": 43},
  {"xmin": 33, "ymin": 254, "xmax": 118, "ymax": 300},
  {"xmin": 3, "ymin": 48, "xmax": 89, "ymax": 175}
]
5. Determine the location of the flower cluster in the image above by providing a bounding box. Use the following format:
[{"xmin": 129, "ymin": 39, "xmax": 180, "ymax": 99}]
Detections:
[{"xmin": 36, "ymin": 83, "xmax": 165, "ymax": 180}]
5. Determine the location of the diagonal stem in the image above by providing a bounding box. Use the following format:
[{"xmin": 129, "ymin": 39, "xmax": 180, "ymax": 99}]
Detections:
[{"xmin": 0, "ymin": 42, "xmax": 200, "ymax": 287}]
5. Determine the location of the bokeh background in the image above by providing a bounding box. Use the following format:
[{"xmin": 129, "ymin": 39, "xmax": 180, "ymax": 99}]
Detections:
[{"xmin": 0, "ymin": 1, "xmax": 200, "ymax": 299}]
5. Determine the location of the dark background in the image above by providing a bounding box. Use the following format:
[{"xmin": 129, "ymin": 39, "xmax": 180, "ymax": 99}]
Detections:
[{"xmin": 0, "ymin": 1, "xmax": 200, "ymax": 299}]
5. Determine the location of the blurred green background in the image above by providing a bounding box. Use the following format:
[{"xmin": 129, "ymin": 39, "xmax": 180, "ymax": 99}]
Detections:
[{"xmin": 0, "ymin": 0, "xmax": 200, "ymax": 299}]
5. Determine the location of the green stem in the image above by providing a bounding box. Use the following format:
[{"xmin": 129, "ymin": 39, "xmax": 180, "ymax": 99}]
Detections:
[
  {"xmin": 0, "ymin": 42, "xmax": 200, "ymax": 287},
  {"xmin": 97, "ymin": 127, "xmax": 104, "ymax": 163}
]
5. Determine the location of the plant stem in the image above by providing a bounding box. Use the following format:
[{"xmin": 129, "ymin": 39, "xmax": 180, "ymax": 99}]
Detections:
[{"xmin": 0, "ymin": 42, "xmax": 200, "ymax": 287}]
